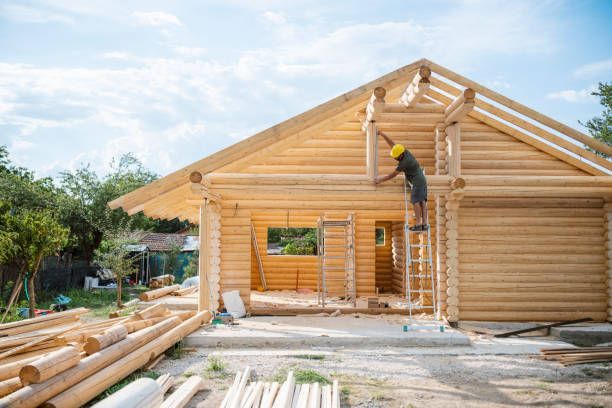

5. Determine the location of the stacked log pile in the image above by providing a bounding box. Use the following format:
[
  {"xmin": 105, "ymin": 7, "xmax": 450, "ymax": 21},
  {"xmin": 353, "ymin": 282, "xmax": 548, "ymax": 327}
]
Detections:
[
  {"xmin": 221, "ymin": 367, "xmax": 341, "ymax": 408},
  {"xmin": 0, "ymin": 305, "xmax": 211, "ymax": 407},
  {"xmin": 539, "ymin": 346, "xmax": 612, "ymax": 365}
]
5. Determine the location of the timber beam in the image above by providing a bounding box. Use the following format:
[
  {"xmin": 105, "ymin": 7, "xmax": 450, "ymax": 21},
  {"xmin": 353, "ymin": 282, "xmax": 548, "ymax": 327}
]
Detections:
[
  {"xmin": 399, "ymin": 65, "xmax": 431, "ymax": 107},
  {"xmin": 444, "ymin": 88, "xmax": 475, "ymax": 125},
  {"xmin": 189, "ymin": 171, "xmax": 221, "ymax": 202}
]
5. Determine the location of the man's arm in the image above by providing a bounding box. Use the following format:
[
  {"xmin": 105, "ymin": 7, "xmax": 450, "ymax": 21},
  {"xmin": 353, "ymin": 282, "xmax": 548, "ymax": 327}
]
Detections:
[
  {"xmin": 374, "ymin": 170, "xmax": 401, "ymax": 184},
  {"xmin": 377, "ymin": 130, "xmax": 395, "ymax": 148}
]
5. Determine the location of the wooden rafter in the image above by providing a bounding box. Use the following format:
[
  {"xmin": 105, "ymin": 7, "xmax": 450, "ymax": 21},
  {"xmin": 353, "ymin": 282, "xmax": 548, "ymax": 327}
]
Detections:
[
  {"xmin": 430, "ymin": 76, "xmax": 612, "ymax": 172},
  {"xmin": 426, "ymin": 87, "xmax": 608, "ymax": 176},
  {"xmin": 444, "ymin": 88, "xmax": 475, "ymax": 125},
  {"xmin": 423, "ymin": 58, "xmax": 612, "ymax": 157}
]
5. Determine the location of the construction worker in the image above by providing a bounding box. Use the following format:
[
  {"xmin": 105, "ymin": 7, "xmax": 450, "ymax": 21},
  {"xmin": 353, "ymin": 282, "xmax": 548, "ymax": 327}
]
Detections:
[{"xmin": 374, "ymin": 129, "xmax": 428, "ymax": 231}]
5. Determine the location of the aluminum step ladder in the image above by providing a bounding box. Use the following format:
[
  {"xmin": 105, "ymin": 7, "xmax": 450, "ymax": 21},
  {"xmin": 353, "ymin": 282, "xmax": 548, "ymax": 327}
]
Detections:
[
  {"xmin": 402, "ymin": 176, "xmax": 444, "ymax": 332},
  {"xmin": 317, "ymin": 214, "xmax": 356, "ymax": 308}
]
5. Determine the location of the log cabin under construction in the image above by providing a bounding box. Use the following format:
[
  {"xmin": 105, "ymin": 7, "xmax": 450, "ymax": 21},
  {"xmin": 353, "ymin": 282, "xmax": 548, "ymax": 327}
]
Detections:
[{"xmin": 110, "ymin": 58, "xmax": 612, "ymax": 323}]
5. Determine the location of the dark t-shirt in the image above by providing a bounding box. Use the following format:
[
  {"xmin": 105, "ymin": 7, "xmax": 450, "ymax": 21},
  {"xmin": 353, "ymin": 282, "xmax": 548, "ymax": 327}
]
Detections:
[{"xmin": 396, "ymin": 150, "xmax": 423, "ymax": 180}]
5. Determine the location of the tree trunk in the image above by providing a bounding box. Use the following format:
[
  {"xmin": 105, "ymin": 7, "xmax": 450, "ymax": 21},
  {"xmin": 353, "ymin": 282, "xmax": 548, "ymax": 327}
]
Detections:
[
  {"xmin": 28, "ymin": 256, "xmax": 44, "ymax": 319},
  {"xmin": 27, "ymin": 276, "xmax": 36, "ymax": 318},
  {"xmin": 117, "ymin": 277, "xmax": 123, "ymax": 308}
]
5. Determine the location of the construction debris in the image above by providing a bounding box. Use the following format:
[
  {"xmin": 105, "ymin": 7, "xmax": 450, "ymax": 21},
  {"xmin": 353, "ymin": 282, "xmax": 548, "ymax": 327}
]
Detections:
[
  {"xmin": 220, "ymin": 367, "xmax": 340, "ymax": 408},
  {"xmin": 539, "ymin": 346, "xmax": 612, "ymax": 366},
  {"xmin": 0, "ymin": 305, "xmax": 212, "ymax": 408},
  {"xmin": 149, "ymin": 275, "xmax": 176, "ymax": 289}
]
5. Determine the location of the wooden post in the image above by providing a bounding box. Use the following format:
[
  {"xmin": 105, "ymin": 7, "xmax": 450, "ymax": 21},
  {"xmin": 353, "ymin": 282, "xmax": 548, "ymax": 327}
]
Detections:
[
  {"xmin": 366, "ymin": 122, "xmax": 378, "ymax": 180},
  {"xmin": 445, "ymin": 124, "xmax": 461, "ymax": 177},
  {"xmin": 434, "ymin": 124, "xmax": 447, "ymax": 320},
  {"xmin": 606, "ymin": 202, "xmax": 612, "ymax": 322},
  {"xmin": 198, "ymin": 200, "xmax": 210, "ymax": 312},
  {"xmin": 445, "ymin": 191, "xmax": 464, "ymax": 324}
]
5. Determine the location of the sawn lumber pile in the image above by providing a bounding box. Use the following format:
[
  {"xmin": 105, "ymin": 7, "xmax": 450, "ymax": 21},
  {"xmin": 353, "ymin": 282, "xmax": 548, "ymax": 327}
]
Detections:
[
  {"xmin": 539, "ymin": 346, "xmax": 612, "ymax": 365},
  {"xmin": 221, "ymin": 367, "xmax": 341, "ymax": 408},
  {"xmin": 0, "ymin": 304, "xmax": 212, "ymax": 408}
]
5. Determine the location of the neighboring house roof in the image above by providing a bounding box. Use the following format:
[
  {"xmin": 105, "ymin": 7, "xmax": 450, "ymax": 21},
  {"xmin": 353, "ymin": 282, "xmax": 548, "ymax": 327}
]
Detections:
[
  {"xmin": 135, "ymin": 232, "xmax": 198, "ymax": 252},
  {"xmin": 109, "ymin": 57, "xmax": 612, "ymax": 223}
]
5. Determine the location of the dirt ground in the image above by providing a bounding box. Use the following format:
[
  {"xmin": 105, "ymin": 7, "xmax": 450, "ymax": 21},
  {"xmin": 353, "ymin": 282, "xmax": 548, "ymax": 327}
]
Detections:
[{"xmin": 155, "ymin": 344, "xmax": 611, "ymax": 407}]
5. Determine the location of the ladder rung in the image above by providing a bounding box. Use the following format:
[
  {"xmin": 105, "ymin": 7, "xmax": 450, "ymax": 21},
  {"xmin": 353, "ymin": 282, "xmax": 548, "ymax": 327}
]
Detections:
[
  {"xmin": 322, "ymin": 256, "xmax": 347, "ymax": 259},
  {"xmin": 410, "ymin": 244, "xmax": 430, "ymax": 248},
  {"xmin": 322, "ymin": 266, "xmax": 349, "ymax": 270},
  {"xmin": 409, "ymin": 305, "xmax": 435, "ymax": 309},
  {"xmin": 408, "ymin": 275, "xmax": 433, "ymax": 279},
  {"xmin": 323, "ymin": 245, "xmax": 352, "ymax": 248},
  {"xmin": 323, "ymin": 234, "xmax": 348, "ymax": 238},
  {"xmin": 409, "ymin": 290, "xmax": 435, "ymax": 293}
]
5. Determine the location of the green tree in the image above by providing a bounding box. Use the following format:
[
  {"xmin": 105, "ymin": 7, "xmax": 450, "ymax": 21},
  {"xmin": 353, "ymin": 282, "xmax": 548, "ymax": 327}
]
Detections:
[
  {"xmin": 94, "ymin": 233, "xmax": 139, "ymax": 308},
  {"xmin": 59, "ymin": 153, "xmax": 187, "ymax": 263},
  {"xmin": 162, "ymin": 242, "xmax": 182, "ymax": 277},
  {"xmin": 182, "ymin": 250, "xmax": 199, "ymax": 282},
  {"xmin": 581, "ymin": 82, "xmax": 612, "ymax": 158},
  {"xmin": 0, "ymin": 205, "xmax": 69, "ymax": 319}
]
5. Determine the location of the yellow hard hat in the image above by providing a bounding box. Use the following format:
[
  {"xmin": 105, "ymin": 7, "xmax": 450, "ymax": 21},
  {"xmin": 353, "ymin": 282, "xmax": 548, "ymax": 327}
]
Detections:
[{"xmin": 390, "ymin": 144, "xmax": 405, "ymax": 159}]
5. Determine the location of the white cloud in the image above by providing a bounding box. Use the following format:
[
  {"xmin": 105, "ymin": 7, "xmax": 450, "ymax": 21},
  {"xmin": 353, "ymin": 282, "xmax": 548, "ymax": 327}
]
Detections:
[
  {"xmin": 262, "ymin": 11, "xmax": 286, "ymax": 24},
  {"xmin": 574, "ymin": 59, "xmax": 612, "ymax": 78},
  {"xmin": 0, "ymin": 3, "xmax": 74, "ymax": 24},
  {"xmin": 173, "ymin": 46, "xmax": 207, "ymax": 57},
  {"xmin": 10, "ymin": 139, "xmax": 34, "ymax": 151},
  {"xmin": 547, "ymin": 86, "xmax": 597, "ymax": 103},
  {"xmin": 132, "ymin": 11, "xmax": 182, "ymax": 27},
  {"xmin": 100, "ymin": 51, "xmax": 134, "ymax": 61}
]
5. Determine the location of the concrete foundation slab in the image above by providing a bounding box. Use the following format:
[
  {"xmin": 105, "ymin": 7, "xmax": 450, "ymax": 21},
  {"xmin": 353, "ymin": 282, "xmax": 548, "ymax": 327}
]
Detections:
[
  {"xmin": 550, "ymin": 323, "xmax": 612, "ymax": 346},
  {"xmin": 185, "ymin": 315, "xmax": 470, "ymax": 348}
]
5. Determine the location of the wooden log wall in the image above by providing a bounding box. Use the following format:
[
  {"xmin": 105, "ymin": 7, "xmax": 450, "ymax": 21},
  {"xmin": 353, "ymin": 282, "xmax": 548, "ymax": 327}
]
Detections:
[
  {"xmin": 435, "ymin": 124, "xmax": 448, "ymax": 319},
  {"xmin": 247, "ymin": 211, "xmax": 402, "ymax": 297},
  {"xmin": 220, "ymin": 206, "xmax": 251, "ymax": 306},
  {"xmin": 460, "ymin": 118, "xmax": 587, "ymax": 176},
  {"xmin": 375, "ymin": 222, "xmax": 393, "ymax": 293},
  {"xmin": 606, "ymin": 202, "xmax": 612, "ymax": 322},
  {"xmin": 458, "ymin": 197, "xmax": 607, "ymax": 321},
  {"xmin": 237, "ymin": 107, "xmax": 440, "ymax": 178}
]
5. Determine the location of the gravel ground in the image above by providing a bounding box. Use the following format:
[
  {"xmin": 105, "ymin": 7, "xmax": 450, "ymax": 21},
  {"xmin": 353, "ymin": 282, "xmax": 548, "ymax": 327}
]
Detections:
[{"xmin": 154, "ymin": 345, "xmax": 611, "ymax": 407}]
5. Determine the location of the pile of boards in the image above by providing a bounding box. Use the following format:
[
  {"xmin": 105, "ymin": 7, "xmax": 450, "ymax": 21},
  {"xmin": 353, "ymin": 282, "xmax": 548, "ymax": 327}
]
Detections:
[
  {"xmin": 139, "ymin": 285, "xmax": 197, "ymax": 301},
  {"xmin": 539, "ymin": 346, "xmax": 612, "ymax": 365},
  {"xmin": 0, "ymin": 304, "xmax": 211, "ymax": 407},
  {"xmin": 91, "ymin": 373, "xmax": 205, "ymax": 408},
  {"xmin": 221, "ymin": 367, "xmax": 341, "ymax": 408}
]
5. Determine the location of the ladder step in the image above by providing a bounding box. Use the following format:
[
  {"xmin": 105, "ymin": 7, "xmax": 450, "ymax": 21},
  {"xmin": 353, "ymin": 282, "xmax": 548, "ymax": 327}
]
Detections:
[
  {"xmin": 323, "ymin": 234, "xmax": 349, "ymax": 238},
  {"xmin": 322, "ymin": 266, "xmax": 351, "ymax": 270},
  {"xmin": 322, "ymin": 256, "xmax": 348, "ymax": 259},
  {"xmin": 409, "ymin": 305, "xmax": 435, "ymax": 309},
  {"xmin": 323, "ymin": 245, "xmax": 352, "ymax": 248},
  {"xmin": 410, "ymin": 290, "xmax": 435, "ymax": 293},
  {"xmin": 408, "ymin": 275, "xmax": 433, "ymax": 278},
  {"xmin": 410, "ymin": 244, "xmax": 431, "ymax": 248}
]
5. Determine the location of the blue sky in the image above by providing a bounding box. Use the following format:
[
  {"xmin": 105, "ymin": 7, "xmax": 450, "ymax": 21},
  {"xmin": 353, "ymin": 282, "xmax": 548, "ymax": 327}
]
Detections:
[{"xmin": 1, "ymin": 0, "xmax": 611, "ymax": 178}]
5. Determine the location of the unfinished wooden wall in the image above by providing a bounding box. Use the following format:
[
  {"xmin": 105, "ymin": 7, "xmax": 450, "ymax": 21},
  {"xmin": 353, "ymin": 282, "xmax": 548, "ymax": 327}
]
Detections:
[
  {"xmin": 458, "ymin": 197, "xmax": 607, "ymax": 321},
  {"xmin": 219, "ymin": 207, "xmax": 251, "ymax": 306},
  {"xmin": 460, "ymin": 118, "xmax": 587, "ymax": 176},
  {"xmin": 375, "ymin": 222, "xmax": 393, "ymax": 292}
]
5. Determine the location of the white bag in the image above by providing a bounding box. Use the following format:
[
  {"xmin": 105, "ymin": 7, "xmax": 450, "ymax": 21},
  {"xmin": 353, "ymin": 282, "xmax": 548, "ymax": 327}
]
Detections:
[{"xmin": 222, "ymin": 290, "xmax": 246, "ymax": 318}]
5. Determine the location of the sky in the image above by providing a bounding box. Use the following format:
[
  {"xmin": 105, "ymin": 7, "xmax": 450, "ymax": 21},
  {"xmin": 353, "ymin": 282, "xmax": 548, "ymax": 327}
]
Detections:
[{"xmin": 0, "ymin": 0, "xmax": 611, "ymax": 179}]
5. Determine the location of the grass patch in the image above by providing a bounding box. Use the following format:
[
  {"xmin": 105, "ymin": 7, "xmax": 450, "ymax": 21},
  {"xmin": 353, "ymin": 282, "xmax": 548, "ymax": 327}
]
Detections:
[
  {"xmin": 204, "ymin": 356, "xmax": 231, "ymax": 379},
  {"xmin": 207, "ymin": 356, "xmax": 226, "ymax": 372},
  {"xmin": 291, "ymin": 354, "xmax": 325, "ymax": 361},
  {"xmin": 371, "ymin": 390, "xmax": 386, "ymax": 401},
  {"xmin": 535, "ymin": 382, "xmax": 558, "ymax": 394},
  {"xmin": 6, "ymin": 286, "xmax": 149, "ymax": 322},
  {"xmin": 341, "ymin": 385, "xmax": 351, "ymax": 397},
  {"xmin": 294, "ymin": 369, "xmax": 331, "ymax": 385},
  {"xmin": 86, "ymin": 370, "xmax": 159, "ymax": 406}
]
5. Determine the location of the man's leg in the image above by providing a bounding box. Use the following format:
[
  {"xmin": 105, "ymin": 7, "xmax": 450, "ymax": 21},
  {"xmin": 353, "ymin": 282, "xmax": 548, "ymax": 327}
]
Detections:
[
  {"xmin": 421, "ymin": 201, "xmax": 429, "ymax": 227},
  {"xmin": 413, "ymin": 202, "xmax": 423, "ymax": 227}
]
